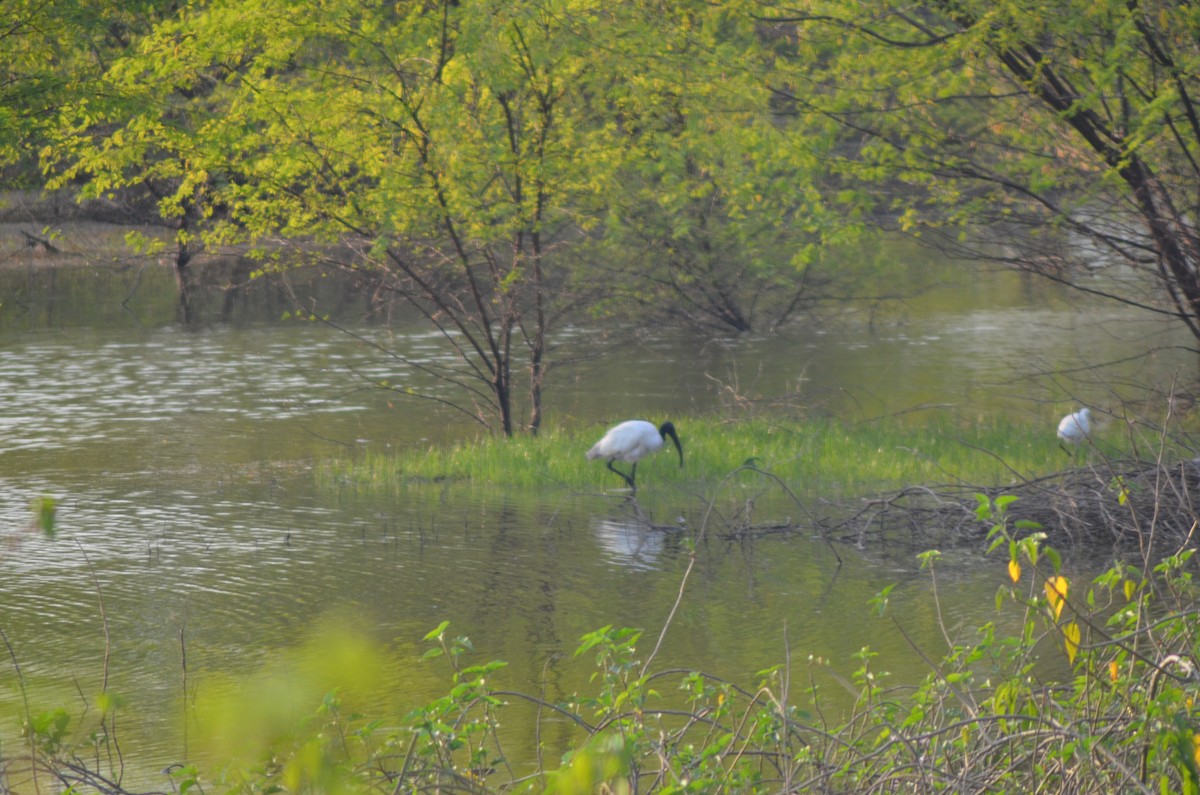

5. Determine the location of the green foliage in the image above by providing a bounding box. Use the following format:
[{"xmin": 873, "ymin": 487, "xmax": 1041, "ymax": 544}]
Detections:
[
  {"xmin": 830, "ymin": 521, "xmax": 1200, "ymax": 792},
  {"xmin": 24, "ymin": 708, "xmax": 70, "ymax": 755},
  {"xmin": 0, "ymin": 0, "xmax": 170, "ymax": 174},
  {"xmin": 33, "ymin": 0, "xmax": 889, "ymax": 432},
  {"xmin": 31, "ymin": 496, "xmax": 56, "ymax": 538},
  {"xmin": 482, "ymin": 550, "xmax": 1200, "ymax": 791},
  {"xmin": 167, "ymin": 763, "xmax": 202, "ymax": 795},
  {"xmin": 761, "ymin": 0, "xmax": 1200, "ymax": 340},
  {"xmin": 12, "ymin": 545, "xmax": 1200, "ymax": 794},
  {"xmin": 573, "ymin": 0, "xmax": 847, "ymax": 333}
]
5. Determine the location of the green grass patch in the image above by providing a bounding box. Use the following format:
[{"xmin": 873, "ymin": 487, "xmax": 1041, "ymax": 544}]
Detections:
[{"xmin": 319, "ymin": 414, "xmax": 1111, "ymax": 497}]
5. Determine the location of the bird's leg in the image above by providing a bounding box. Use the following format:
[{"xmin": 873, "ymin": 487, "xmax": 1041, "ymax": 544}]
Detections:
[
  {"xmin": 607, "ymin": 459, "xmax": 636, "ymax": 491},
  {"xmin": 629, "ymin": 462, "xmax": 638, "ymax": 496}
]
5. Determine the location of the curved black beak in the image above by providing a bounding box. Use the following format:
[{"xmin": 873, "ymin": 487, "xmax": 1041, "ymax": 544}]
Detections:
[{"xmin": 660, "ymin": 421, "xmax": 684, "ymax": 468}]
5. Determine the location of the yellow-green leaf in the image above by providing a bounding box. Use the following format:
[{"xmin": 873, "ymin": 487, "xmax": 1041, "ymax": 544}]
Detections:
[
  {"xmin": 1045, "ymin": 576, "xmax": 1068, "ymax": 620},
  {"xmin": 1063, "ymin": 621, "xmax": 1080, "ymax": 664},
  {"xmin": 1007, "ymin": 558, "xmax": 1021, "ymax": 583},
  {"xmin": 33, "ymin": 496, "xmax": 56, "ymax": 538}
]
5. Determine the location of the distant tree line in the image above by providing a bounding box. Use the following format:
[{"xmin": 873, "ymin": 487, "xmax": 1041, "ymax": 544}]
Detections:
[{"xmin": 5, "ymin": 0, "xmax": 1200, "ymax": 434}]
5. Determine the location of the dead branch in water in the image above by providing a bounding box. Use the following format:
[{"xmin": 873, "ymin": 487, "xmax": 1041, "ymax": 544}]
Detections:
[
  {"xmin": 712, "ymin": 456, "xmax": 1200, "ymax": 559},
  {"xmin": 20, "ymin": 229, "xmax": 58, "ymax": 254},
  {"xmin": 818, "ymin": 457, "xmax": 1200, "ymax": 556}
]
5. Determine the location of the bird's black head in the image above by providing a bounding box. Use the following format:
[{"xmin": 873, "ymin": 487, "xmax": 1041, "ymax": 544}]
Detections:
[{"xmin": 659, "ymin": 421, "xmax": 684, "ymax": 468}]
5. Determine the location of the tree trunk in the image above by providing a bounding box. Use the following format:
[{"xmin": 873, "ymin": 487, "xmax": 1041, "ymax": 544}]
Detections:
[{"xmin": 174, "ymin": 232, "xmax": 195, "ymax": 325}]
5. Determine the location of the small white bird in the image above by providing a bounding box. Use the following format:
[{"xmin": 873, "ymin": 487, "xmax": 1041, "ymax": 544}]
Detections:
[
  {"xmin": 587, "ymin": 420, "xmax": 684, "ymax": 494},
  {"xmin": 1056, "ymin": 407, "xmax": 1092, "ymax": 452}
]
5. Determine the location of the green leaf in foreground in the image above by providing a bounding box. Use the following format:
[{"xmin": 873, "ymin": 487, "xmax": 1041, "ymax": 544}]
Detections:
[{"xmin": 32, "ymin": 495, "xmax": 56, "ymax": 538}]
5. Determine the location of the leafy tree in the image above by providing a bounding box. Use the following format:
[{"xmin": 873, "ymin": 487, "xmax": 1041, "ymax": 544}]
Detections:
[
  {"xmin": 39, "ymin": 0, "xmax": 232, "ymax": 321},
  {"xmin": 592, "ymin": 116, "xmax": 854, "ymax": 333},
  {"xmin": 570, "ymin": 1, "xmax": 863, "ymax": 335},
  {"xmin": 46, "ymin": 0, "xmax": 828, "ymax": 433},
  {"xmin": 759, "ymin": 0, "xmax": 1200, "ymax": 341},
  {"xmin": 186, "ymin": 0, "xmax": 629, "ymax": 436},
  {"xmin": 46, "ymin": 0, "xmax": 588, "ymax": 415},
  {"xmin": 1, "ymin": 1, "xmax": 168, "ymax": 180}
]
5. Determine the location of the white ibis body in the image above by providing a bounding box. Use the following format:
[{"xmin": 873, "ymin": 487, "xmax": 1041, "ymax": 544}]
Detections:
[
  {"xmin": 1056, "ymin": 407, "xmax": 1091, "ymax": 452},
  {"xmin": 587, "ymin": 420, "xmax": 683, "ymax": 494}
]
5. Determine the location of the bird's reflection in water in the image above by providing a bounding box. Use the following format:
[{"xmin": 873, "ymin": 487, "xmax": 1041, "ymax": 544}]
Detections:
[{"xmin": 592, "ymin": 517, "xmax": 666, "ymax": 572}]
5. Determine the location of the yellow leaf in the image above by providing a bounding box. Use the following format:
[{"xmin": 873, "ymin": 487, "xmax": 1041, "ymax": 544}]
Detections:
[
  {"xmin": 1045, "ymin": 576, "xmax": 1069, "ymax": 620},
  {"xmin": 1193, "ymin": 733, "xmax": 1200, "ymax": 770},
  {"xmin": 1007, "ymin": 559, "xmax": 1021, "ymax": 583},
  {"xmin": 1108, "ymin": 660, "xmax": 1119, "ymax": 681},
  {"xmin": 1063, "ymin": 622, "xmax": 1080, "ymax": 664},
  {"xmin": 1123, "ymin": 579, "xmax": 1136, "ymax": 602}
]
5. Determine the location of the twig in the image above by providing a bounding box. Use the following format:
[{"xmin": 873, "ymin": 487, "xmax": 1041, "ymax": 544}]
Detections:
[{"xmin": 0, "ymin": 623, "xmax": 40, "ymax": 795}]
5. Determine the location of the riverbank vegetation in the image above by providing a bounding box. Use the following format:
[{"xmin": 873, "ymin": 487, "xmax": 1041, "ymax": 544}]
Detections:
[
  {"xmin": 321, "ymin": 415, "xmax": 1075, "ymax": 494},
  {"xmin": 11, "ymin": 487, "xmax": 1200, "ymax": 794},
  {"xmin": 7, "ymin": 397, "xmax": 1200, "ymax": 793},
  {"xmin": 11, "ymin": 410, "xmax": 1200, "ymax": 792},
  {"xmin": 321, "ymin": 411, "xmax": 1200, "ymax": 545}
]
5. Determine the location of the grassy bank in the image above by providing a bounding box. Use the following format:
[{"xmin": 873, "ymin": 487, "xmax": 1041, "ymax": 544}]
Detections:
[{"xmin": 320, "ymin": 414, "xmax": 1094, "ymax": 497}]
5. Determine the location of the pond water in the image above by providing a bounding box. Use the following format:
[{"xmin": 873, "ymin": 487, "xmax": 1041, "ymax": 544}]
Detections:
[{"xmin": 0, "ymin": 234, "xmax": 1195, "ymax": 788}]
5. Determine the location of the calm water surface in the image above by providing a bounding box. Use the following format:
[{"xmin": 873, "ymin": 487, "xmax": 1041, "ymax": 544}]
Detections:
[{"xmin": 0, "ymin": 253, "xmax": 1194, "ymax": 786}]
